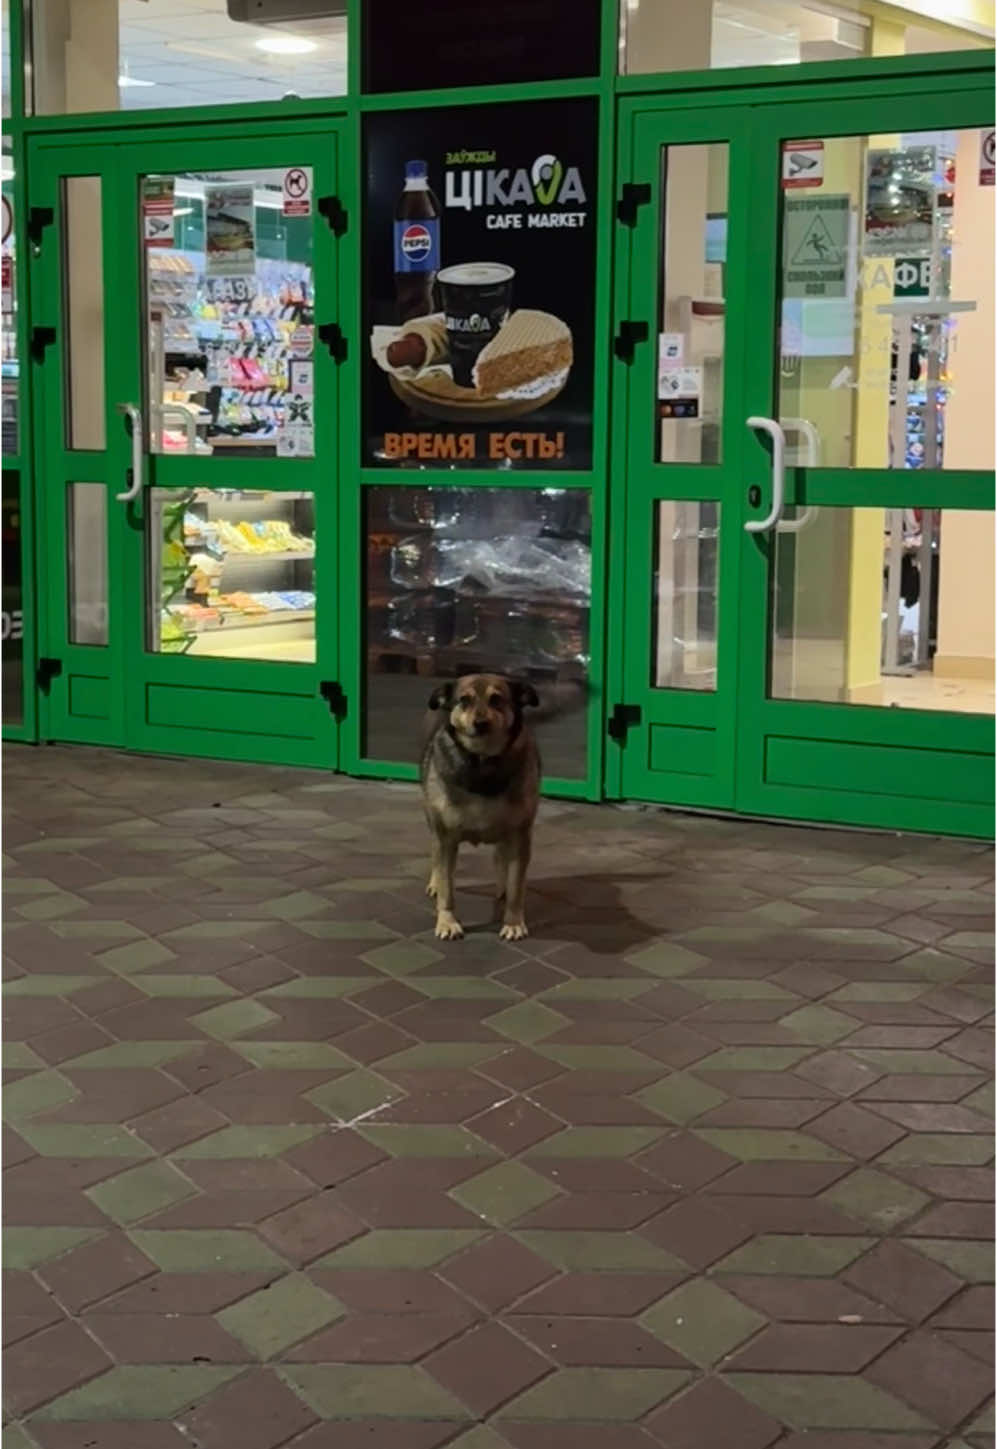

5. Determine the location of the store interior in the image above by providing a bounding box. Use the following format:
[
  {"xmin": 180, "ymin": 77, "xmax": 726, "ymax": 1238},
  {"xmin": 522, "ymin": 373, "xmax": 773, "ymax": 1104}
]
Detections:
[
  {"xmin": 656, "ymin": 124, "xmax": 994, "ymax": 716},
  {"xmin": 142, "ymin": 170, "xmax": 318, "ymax": 663}
]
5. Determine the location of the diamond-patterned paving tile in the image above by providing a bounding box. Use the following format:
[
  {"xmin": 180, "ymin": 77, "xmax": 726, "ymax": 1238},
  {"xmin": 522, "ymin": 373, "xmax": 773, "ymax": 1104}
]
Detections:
[
  {"xmin": 643, "ymin": 1378, "xmax": 782, "ymax": 1449},
  {"xmin": 451, "ymin": 1161, "xmax": 560, "ymax": 1225},
  {"xmin": 279, "ymin": 1364, "xmax": 468, "ymax": 1419},
  {"xmin": 714, "ymin": 1234, "xmax": 873, "ymax": 1276},
  {"xmin": 423, "ymin": 1320, "xmax": 553, "ymax": 1416},
  {"xmin": 30, "ymin": 1364, "xmax": 244, "ymax": 1422},
  {"xmin": 503, "ymin": 1366, "xmax": 690, "ymax": 1420},
  {"xmin": 84, "ymin": 1161, "xmax": 196, "ymax": 1225},
  {"xmin": 724, "ymin": 1372, "xmax": 933, "ymax": 1431},
  {"xmin": 127, "ymin": 1228, "xmax": 287, "ymax": 1273},
  {"xmin": 821, "ymin": 1168, "xmax": 929, "ymax": 1230},
  {"xmin": 216, "ymin": 1272, "xmax": 344, "ymax": 1358},
  {"xmin": 640, "ymin": 1277, "xmax": 764, "ymax": 1365}
]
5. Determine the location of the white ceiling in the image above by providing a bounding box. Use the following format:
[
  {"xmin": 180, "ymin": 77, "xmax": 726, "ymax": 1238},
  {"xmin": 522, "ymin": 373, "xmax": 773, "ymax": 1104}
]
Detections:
[{"xmin": 117, "ymin": 0, "xmax": 347, "ymax": 109}]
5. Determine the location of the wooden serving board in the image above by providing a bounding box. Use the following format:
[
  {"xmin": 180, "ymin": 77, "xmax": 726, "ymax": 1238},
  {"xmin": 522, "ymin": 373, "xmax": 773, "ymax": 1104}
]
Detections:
[{"xmin": 387, "ymin": 372, "xmax": 566, "ymax": 423}]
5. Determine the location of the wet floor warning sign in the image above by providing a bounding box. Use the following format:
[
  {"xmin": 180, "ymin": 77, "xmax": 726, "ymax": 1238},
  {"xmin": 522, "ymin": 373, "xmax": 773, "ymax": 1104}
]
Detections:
[{"xmin": 783, "ymin": 194, "xmax": 849, "ymax": 298}]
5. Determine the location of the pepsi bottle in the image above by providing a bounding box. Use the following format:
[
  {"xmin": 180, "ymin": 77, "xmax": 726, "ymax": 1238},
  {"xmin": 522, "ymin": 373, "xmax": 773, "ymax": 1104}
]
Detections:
[{"xmin": 394, "ymin": 160, "xmax": 441, "ymax": 324}]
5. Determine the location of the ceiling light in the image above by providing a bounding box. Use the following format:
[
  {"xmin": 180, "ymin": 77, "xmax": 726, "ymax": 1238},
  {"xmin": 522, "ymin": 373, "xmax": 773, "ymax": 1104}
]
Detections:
[
  {"xmin": 254, "ymin": 33, "xmax": 317, "ymax": 54},
  {"xmin": 119, "ymin": 74, "xmax": 156, "ymax": 87}
]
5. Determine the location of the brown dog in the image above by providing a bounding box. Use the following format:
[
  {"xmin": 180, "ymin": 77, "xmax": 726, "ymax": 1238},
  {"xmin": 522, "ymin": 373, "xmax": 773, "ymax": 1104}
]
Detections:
[{"xmin": 420, "ymin": 674, "xmax": 540, "ymax": 941}]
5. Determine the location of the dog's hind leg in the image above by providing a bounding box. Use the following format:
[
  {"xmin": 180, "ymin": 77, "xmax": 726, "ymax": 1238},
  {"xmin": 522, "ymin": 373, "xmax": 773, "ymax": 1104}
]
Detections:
[
  {"xmin": 498, "ymin": 827, "xmax": 531, "ymax": 941},
  {"xmin": 432, "ymin": 832, "xmax": 464, "ymax": 941}
]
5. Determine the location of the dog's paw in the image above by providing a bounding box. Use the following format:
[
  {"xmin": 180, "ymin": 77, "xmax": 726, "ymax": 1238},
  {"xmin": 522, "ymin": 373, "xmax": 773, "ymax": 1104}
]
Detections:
[
  {"xmin": 435, "ymin": 913, "xmax": 464, "ymax": 941},
  {"xmin": 426, "ymin": 875, "xmax": 439, "ymax": 898},
  {"xmin": 499, "ymin": 921, "xmax": 529, "ymax": 941}
]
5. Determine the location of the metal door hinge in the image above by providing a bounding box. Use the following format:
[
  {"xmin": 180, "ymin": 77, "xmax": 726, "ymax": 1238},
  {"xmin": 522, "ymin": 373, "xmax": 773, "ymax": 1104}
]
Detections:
[
  {"xmin": 613, "ymin": 321, "xmax": 648, "ymax": 364},
  {"xmin": 617, "ymin": 182, "xmax": 651, "ymax": 226},
  {"xmin": 319, "ymin": 681, "xmax": 347, "ymax": 719},
  {"xmin": 317, "ymin": 322, "xmax": 347, "ymax": 363},
  {"xmin": 30, "ymin": 325, "xmax": 56, "ymax": 362},
  {"xmin": 317, "ymin": 195, "xmax": 348, "ymax": 236},
  {"xmin": 608, "ymin": 703, "xmax": 641, "ymax": 742},
  {"xmin": 27, "ymin": 206, "xmax": 54, "ymax": 249},
  {"xmin": 36, "ymin": 657, "xmax": 63, "ymax": 693}
]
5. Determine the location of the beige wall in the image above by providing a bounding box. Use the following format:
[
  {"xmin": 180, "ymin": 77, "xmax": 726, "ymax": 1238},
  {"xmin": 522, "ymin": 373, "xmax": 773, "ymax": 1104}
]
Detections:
[{"xmin": 935, "ymin": 127, "xmax": 995, "ymax": 678}]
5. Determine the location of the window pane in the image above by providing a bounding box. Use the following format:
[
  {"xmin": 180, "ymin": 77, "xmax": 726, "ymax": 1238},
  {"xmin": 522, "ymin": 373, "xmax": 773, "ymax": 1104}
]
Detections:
[
  {"xmin": 2, "ymin": 468, "xmax": 24, "ymax": 724},
  {"xmin": 364, "ymin": 486, "xmax": 591, "ymax": 778},
  {"xmin": 770, "ymin": 505, "xmax": 994, "ymax": 715},
  {"xmin": 657, "ymin": 145, "xmax": 727, "ymax": 464},
  {"xmin": 652, "ymin": 500, "xmax": 719, "ymax": 691},
  {"xmin": 777, "ymin": 129, "xmax": 994, "ymax": 472},
  {"xmin": 621, "ymin": 1, "xmax": 993, "ymax": 75},
  {"xmin": 32, "ymin": 0, "xmax": 346, "ymax": 115},
  {"xmin": 68, "ymin": 482, "xmax": 108, "ymax": 646},
  {"xmin": 63, "ymin": 177, "xmax": 106, "ymax": 452},
  {"xmin": 148, "ymin": 487, "xmax": 315, "ymax": 662},
  {"xmin": 143, "ymin": 170, "xmax": 314, "ymax": 460}
]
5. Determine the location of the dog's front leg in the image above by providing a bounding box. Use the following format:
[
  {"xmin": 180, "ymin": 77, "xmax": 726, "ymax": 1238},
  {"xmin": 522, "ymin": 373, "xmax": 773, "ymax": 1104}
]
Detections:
[
  {"xmin": 432, "ymin": 832, "xmax": 463, "ymax": 940},
  {"xmin": 499, "ymin": 827, "xmax": 531, "ymax": 941}
]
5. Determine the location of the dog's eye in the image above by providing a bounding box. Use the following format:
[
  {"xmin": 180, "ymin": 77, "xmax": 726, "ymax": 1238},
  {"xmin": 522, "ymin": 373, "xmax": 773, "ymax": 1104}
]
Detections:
[
  {"xmin": 458, "ymin": 695, "xmax": 473, "ymax": 708},
  {"xmin": 488, "ymin": 694, "xmax": 503, "ymax": 709}
]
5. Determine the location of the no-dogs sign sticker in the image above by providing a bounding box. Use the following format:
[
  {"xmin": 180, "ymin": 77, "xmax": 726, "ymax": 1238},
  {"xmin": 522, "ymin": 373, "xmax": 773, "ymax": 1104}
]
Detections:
[{"xmin": 283, "ymin": 167, "xmax": 313, "ymax": 217}]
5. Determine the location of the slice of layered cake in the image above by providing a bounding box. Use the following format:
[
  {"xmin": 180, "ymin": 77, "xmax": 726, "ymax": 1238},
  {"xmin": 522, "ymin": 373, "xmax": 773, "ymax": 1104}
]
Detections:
[{"xmin": 472, "ymin": 309, "xmax": 573, "ymax": 397}]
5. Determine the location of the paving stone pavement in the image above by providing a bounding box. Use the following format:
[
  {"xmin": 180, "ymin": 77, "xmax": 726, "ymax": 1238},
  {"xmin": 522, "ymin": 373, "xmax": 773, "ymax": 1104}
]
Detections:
[{"xmin": 2, "ymin": 742, "xmax": 994, "ymax": 1449}]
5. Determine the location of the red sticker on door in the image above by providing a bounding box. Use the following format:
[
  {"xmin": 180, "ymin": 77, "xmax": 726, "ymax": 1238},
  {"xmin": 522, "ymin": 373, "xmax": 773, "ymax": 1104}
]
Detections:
[{"xmin": 782, "ymin": 140, "xmax": 824, "ymax": 190}]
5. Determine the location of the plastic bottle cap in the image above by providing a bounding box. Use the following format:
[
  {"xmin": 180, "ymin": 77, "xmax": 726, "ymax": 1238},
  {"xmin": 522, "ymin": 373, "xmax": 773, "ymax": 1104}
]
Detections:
[{"xmin": 405, "ymin": 160, "xmax": 428, "ymax": 180}]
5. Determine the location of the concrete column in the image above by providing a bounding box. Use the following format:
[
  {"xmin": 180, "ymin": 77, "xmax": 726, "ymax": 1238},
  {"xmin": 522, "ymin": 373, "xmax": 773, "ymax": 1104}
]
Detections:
[
  {"xmin": 623, "ymin": 0, "xmax": 712, "ymax": 74},
  {"xmin": 33, "ymin": 0, "xmax": 119, "ymax": 115}
]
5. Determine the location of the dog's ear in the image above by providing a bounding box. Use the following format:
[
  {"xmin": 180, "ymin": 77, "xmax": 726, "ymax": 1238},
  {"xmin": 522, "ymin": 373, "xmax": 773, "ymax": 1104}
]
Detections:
[
  {"xmin": 428, "ymin": 681, "xmax": 454, "ymax": 711},
  {"xmin": 511, "ymin": 679, "xmax": 540, "ymax": 710}
]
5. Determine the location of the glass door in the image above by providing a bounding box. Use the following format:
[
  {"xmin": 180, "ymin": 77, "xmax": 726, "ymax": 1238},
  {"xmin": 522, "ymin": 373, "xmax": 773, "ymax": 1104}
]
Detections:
[
  {"xmin": 613, "ymin": 65, "xmax": 994, "ymax": 838},
  {"xmin": 737, "ymin": 86, "xmax": 995, "ymax": 838},
  {"xmin": 29, "ymin": 125, "xmax": 344, "ymax": 768},
  {"xmin": 608, "ymin": 108, "xmax": 753, "ymax": 810}
]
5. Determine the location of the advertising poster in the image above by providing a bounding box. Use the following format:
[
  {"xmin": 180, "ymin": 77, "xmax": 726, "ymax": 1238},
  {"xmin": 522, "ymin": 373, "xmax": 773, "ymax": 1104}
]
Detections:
[
  {"xmin": 363, "ymin": 97, "xmax": 598, "ymax": 470},
  {"xmin": 142, "ymin": 177, "xmax": 175, "ymax": 248},
  {"xmin": 864, "ymin": 147, "xmax": 937, "ymax": 257},
  {"xmin": 205, "ymin": 184, "xmax": 256, "ymax": 277}
]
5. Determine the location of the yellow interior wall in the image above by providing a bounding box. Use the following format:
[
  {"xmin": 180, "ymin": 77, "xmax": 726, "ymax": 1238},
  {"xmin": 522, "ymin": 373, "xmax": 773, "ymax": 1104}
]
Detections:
[
  {"xmin": 935, "ymin": 128, "xmax": 995, "ymax": 678},
  {"xmin": 843, "ymin": 12, "xmax": 908, "ymax": 699}
]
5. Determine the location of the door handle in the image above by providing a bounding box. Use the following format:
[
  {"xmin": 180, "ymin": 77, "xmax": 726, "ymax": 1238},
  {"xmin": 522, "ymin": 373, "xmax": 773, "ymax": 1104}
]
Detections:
[
  {"xmin": 744, "ymin": 416, "xmax": 786, "ymax": 534},
  {"xmin": 115, "ymin": 403, "xmax": 143, "ymax": 502}
]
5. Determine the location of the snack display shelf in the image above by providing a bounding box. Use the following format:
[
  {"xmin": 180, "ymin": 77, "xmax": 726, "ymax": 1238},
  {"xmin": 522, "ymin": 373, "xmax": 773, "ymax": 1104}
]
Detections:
[
  {"xmin": 170, "ymin": 606, "xmax": 315, "ymax": 634},
  {"xmin": 217, "ymin": 550, "xmax": 315, "ymax": 566}
]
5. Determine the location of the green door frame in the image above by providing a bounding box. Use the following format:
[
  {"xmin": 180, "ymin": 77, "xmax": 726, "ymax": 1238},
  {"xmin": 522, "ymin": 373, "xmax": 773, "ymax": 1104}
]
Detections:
[
  {"xmin": 610, "ymin": 54, "xmax": 995, "ymax": 838},
  {"xmin": 27, "ymin": 119, "xmax": 347, "ymax": 768}
]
